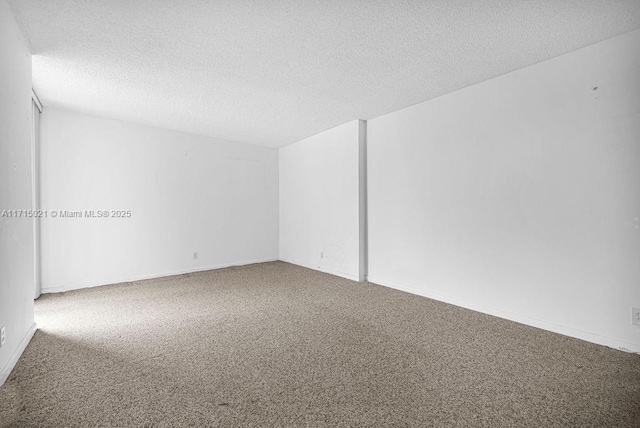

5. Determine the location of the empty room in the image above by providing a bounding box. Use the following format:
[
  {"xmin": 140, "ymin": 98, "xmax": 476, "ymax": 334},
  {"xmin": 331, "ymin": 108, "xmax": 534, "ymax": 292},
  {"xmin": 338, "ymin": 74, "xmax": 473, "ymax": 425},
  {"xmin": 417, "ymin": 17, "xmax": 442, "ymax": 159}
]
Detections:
[{"xmin": 1, "ymin": 0, "xmax": 640, "ymax": 426}]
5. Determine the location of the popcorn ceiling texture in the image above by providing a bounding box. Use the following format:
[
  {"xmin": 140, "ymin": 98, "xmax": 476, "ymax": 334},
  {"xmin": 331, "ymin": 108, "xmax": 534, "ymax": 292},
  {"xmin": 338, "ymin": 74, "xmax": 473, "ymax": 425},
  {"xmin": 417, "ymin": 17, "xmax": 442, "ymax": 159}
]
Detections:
[{"xmin": 7, "ymin": 0, "xmax": 640, "ymax": 147}]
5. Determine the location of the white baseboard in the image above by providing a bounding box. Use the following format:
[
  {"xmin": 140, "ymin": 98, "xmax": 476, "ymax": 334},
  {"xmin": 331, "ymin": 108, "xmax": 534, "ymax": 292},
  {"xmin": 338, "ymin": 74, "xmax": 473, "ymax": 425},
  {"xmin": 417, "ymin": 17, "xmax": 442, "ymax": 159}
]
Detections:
[
  {"xmin": 41, "ymin": 257, "xmax": 279, "ymax": 294},
  {"xmin": 368, "ymin": 276, "xmax": 640, "ymax": 354},
  {"xmin": 279, "ymin": 257, "xmax": 362, "ymax": 282},
  {"xmin": 0, "ymin": 322, "xmax": 37, "ymax": 387}
]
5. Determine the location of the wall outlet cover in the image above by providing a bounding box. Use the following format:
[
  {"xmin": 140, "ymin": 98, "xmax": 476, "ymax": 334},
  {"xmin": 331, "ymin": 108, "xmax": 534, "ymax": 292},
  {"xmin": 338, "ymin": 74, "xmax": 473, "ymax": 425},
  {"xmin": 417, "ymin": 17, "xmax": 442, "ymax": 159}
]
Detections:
[
  {"xmin": 632, "ymin": 307, "xmax": 640, "ymax": 326},
  {"xmin": 0, "ymin": 326, "xmax": 5, "ymax": 347}
]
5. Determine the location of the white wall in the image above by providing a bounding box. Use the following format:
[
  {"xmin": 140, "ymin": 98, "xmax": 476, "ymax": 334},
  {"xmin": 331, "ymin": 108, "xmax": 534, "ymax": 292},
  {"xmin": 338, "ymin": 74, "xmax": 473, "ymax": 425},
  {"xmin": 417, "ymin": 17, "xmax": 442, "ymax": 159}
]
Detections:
[
  {"xmin": 0, "ymin": 0, "xmax": 36, "ymax": 385},
  {"xmin": 40, "ymin": 108, "xmax": 279, "ymax": 292},
  {"xmin": 279, "ymin": 120, "xmax": 366, "ymax": 281},
  {"xmin": 368, "ymin": 29, "xmax": 640, "ymax": 352}
]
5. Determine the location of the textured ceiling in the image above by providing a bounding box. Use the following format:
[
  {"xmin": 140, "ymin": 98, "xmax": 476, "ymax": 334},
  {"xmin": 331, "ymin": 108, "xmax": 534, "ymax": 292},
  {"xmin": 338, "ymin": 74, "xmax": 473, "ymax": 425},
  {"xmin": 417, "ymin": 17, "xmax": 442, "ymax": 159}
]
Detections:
[{"xmin": 8, "ymin": 0, "xmax": 640, "ymax": 147}]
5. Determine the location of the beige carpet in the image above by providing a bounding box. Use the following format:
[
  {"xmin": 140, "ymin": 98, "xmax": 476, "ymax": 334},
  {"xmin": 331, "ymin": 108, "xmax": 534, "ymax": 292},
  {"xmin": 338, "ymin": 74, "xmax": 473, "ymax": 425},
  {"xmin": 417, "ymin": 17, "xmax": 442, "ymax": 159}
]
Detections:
[{"xmin": 1, "ymin": 261, "xmax": 639, "ymax": 427}]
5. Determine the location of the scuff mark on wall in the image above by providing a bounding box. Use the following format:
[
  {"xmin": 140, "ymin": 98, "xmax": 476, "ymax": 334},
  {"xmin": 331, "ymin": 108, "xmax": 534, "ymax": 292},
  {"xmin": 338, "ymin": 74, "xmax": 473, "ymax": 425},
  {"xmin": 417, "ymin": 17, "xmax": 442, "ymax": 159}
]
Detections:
[{"xmin": 319, "ymin": 244, "xmax": 348, "ymax": 274}]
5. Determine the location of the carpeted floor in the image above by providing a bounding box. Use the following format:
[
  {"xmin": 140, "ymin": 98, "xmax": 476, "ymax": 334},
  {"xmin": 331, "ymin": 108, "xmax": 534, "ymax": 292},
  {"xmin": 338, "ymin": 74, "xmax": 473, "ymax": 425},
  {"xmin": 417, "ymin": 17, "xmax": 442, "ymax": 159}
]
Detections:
[{"xmin": 0, "ymin": 262, "xmax": 639, "ymax": 427}]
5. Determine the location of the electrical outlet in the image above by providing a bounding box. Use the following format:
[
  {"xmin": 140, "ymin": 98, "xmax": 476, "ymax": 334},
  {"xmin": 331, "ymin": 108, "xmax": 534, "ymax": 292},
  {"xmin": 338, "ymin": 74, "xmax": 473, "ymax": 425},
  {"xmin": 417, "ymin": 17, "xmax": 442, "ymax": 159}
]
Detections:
[
  {"xmin": 193, "ymin": 252, "xmax": 198, "ymax": 260},
  {"xmin": 632, "ymin": 307, "xmax": 640, "ymax": 326},
  {"xmin": 0, "ymin": 326, "xmax": 5, "ymax": 347}
]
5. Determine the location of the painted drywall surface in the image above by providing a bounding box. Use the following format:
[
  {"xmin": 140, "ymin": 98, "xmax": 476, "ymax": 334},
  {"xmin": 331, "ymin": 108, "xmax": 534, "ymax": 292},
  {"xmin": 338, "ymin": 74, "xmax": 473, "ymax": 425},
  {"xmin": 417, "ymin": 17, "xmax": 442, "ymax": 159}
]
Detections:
[
  {"xmin": 39, "ymin": 108, "xmax": 278, "ymax": 292},
  {"xmin": 368, "ymin": 29, "xmax": 640, "ymax": 351},
  {"xmin": 0, "ymin": 0, "xmax": 35, "ymax": 380},
  {"xmin": 358, "ymin": 120, "xmax": 367, "ymax": 279},
  {"xmin": 279, "ymin": 120, "xmax": 364, "ymax": 281}
]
